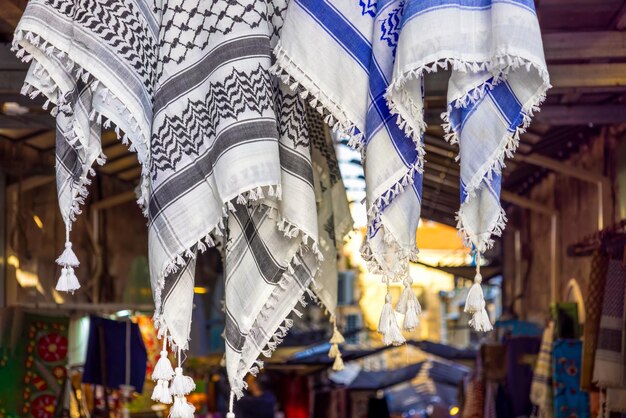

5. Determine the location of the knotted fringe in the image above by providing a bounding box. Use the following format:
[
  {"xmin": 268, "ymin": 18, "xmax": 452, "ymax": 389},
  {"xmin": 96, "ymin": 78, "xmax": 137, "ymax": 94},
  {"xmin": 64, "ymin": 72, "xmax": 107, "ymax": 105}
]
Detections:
[
  {"xmin": 328, "ymin": 317, "xmax": 345, "ymax": 371},
  {"xmin": 12, "ymin": 29, "xmax": 153, "ymax": 220},
  {"xmin": 55, "ymin": 240, "xmax": 79, "ymax": 267},
  {"xmin": 464, "ymin": 253, "xmax": 492, "ymax": 332},
  {"xmin": 378, "ymin": 285, "xmax": 405, "ymax": 346},
  {"xmin": 395, "ymin": 277, "xmax": 422, "ymax": 331}
]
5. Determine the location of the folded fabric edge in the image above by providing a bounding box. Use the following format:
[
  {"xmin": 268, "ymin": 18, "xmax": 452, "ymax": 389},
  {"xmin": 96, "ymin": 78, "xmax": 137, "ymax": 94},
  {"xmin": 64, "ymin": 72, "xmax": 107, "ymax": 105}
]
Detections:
[
  {"xmin": 272, "ymin": 43, "xmax": 421, "ymax": 282},
  {"xmin": 151, "ymin": 188, "xmax": 325, "ymax": 395},
  {"xmin": 387, "ymin": 54, "xmax": 550, "ymax": 252},
  {"xmin": 271, "ymin": 43, "xmax": 364, "ymax": 150},
  {"xmin": 11, "ymin": 29, "xmax": 152, "ymax": 214}
]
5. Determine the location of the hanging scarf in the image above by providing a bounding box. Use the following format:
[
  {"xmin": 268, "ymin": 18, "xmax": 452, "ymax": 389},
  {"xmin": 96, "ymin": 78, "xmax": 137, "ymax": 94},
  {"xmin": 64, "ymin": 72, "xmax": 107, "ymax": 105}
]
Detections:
[
  {"xmin": 309, "ymin": 109, "xmax": 353, "ymax": 319},
  {"xmin": 593, "ymin": 260, "xmax": 626, "ymax": 388},
  {"xmin": 552, "ymin": 339, "xmax": 590, "ymax": 418},
  {"xmin": 14, "ymin": 0, "xmax": 156, "ymax": 293},
  {"xmin": 530, "ymin": 321, "xmax": 554, "ymax": 418},
  {"xmin": 309, "ymin": 108, "xmax": 353, "ymax": 370},
  {"xmin": 274, "ymin": 0, "xmax": 549, "ymax": 333},
  {"xmin": 13, "ymin": 0, "xmax": 322, "ymax": 402},
  {"xmin": 581, "ymin": 250, "xmax": 609, "ymax": 390}
]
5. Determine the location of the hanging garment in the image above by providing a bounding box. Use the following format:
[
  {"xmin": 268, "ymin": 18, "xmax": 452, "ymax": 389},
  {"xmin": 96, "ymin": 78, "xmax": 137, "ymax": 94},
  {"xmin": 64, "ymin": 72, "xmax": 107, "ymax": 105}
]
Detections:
[
  {"xmin": 552, "ymin": 339, "xmax": 590, "ymax": 418},
  {"xmin": 274, "ymin": 0, "xmax": 549, "ymax": 279},
  {"xmin": 82, "ymin": 316, "xmax": 148, "ymax": 392},
  {"xmin": 12, "ymin": 0, "xmax": 323, "ymax": 398},
  {"xmin": 310, "ymin": 108, "xmax": 353, "ymax": 319},
  {"xmin": 530, "ymin": 321, "xmax": 555, "ymax": 418},
  {"xmin": 593, "ymin": 260, "xmax": 626, "ymax": 388},
  {"xmin": 581, "ymin": 250, "xmax": 610, "ymax": 390},
  {"xmin": 461, "ymin": 376, "xmax": 485, "ymax": 418},
  {"xmin": 505, "ymin": 336, "xmax": 541, "ymax": 417}
]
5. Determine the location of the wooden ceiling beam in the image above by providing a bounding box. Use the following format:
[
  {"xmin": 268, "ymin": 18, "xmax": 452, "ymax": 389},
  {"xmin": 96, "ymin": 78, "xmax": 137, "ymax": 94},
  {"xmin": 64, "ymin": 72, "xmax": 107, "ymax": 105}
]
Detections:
[
  {"xmin": 0, "ymin": 0, "xmax": 26, "ymax": 29},
  {"xmin": 543, "ymin": 31, "xmax": 626, "ymax": 60},
  {"xmin": 0, "ymin": 113, "xmax": 54, "ymax": 129},
  {"xmin": 534, "ymin": 104, "xmax": 626, "ymax": 125}
]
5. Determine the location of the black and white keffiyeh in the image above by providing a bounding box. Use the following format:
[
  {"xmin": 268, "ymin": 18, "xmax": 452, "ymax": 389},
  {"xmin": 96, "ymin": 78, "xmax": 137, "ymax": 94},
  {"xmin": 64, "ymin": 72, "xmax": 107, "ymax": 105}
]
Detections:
[{"xmin": 13, "ymin": 0, "xmax": 324, "ymax": 405}]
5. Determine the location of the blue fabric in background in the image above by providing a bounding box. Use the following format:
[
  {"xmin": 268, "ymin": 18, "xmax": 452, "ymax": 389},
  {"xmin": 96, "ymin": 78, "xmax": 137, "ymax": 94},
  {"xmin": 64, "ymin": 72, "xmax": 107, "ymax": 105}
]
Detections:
[
  {"xmin": 82, "ymin": 316, "xmax": 147, "ymax": 392},
  {"xmin": 552, "ymin": 339, "xmax": 590, "ymax": 418}
]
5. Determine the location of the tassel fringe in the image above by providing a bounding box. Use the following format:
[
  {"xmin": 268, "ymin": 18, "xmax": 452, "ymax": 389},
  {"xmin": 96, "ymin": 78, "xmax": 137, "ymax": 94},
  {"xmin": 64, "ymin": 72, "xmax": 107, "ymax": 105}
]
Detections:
[
  {"xmin": 55, "ymin": 267, "xmax": 80, "ymax": 294},
  {"xmin": 169, "ymin": 367, "xmax": 196, "ymax": 396},
  {"xmin": 465, "ymin": 253, "xmax": 492, "ymax": 332},
  {"xmin": 378, "ymin": 291, "xmax": 406, "ymax": 346},
  {"xmin": 169, "ymin": 395, "xmax": 195, "ymax": 418}
]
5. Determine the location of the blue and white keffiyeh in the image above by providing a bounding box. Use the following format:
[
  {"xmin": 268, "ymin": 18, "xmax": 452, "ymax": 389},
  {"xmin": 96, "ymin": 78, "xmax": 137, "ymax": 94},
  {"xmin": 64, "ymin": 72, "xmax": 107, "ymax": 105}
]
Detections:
[{"xmin": 274, "ymin": 0, "xmax": 549, "ymax": 334}]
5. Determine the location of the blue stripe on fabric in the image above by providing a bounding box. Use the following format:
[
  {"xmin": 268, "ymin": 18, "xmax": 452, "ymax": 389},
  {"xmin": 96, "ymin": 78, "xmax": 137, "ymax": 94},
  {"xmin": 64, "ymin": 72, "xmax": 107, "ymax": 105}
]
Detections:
[
  {"xmin": 487, "ymin": 81, "xmax": 524, "ymax": 131},
  {"xmin": 447, "ymin": 83, "xmax": 489, "ymax": 135},
  {"xmin": 404, "ymin": 0, "xmax": 536, "ymax": 24},
  {"xmin": 298, "ymin": 0, "xmax": 423, "ymax": 205},
  {"xmin": 295, "ymin": 0, "xmax": 372, "ymax": 72}
]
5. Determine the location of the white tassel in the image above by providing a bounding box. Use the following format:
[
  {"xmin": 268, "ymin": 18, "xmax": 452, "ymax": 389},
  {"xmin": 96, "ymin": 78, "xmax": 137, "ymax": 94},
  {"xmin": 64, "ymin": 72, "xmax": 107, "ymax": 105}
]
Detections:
[
  {"xmin": 169, "ymin": 367, "xmax": 196, "ymax": 396},
  {"xmin": 469, "ymin": 301, "xmax": 493, "ymax": 332},
  {"xmin": 465, "ymin": 253, "xmax": 492, "ymax": 332},
  {"xmin": 56, "ymin": 241, "xmax": 80, "ymax": 267},
  {"xmin": 332, "ymin": 353, "xmax": 344, "ymax": 371},
  {"xmin": 55, "ymin": 267, "xmax": 80, "ymax": 294},
  {"xmin": 378, "ymin": 291, "xmax": 405, "ymax": 346},
  {"xmin": 403, "ymin": 298, "xmax": 420, "ymax": 331},
  {"xmin": 169, "ymin": 395, "xmax": 195, "ymax": 418},
  {"xmin": 395, "ymin": 278, "xmax": 412, "ymax": 314},
  {"xmin": 328, "ymin": 343, "xmax": 340, "ymax": 359},
  {"xmin": 152, "ymin": 335, "xmax": 174, "ymax": 381},
  {"xmin": 151, "ymin": 380, "xmax": 173, "ymax": 404},
  {"xmin": 329, "ymin": 320, "xmax": 345, "ymax": 344}
]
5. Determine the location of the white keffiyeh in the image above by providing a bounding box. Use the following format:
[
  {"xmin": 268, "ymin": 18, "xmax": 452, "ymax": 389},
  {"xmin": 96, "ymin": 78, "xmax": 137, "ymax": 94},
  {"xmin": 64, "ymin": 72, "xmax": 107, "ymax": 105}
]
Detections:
[{"xmin": 274, "ymin": 0, "xmax": 549, "ymax": 334}]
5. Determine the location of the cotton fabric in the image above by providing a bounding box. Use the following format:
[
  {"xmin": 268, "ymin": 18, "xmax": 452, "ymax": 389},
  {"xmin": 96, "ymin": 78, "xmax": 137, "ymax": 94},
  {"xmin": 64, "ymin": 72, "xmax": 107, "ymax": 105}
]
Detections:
[
  {"xmin": 274, "ymin": 0, "xmax": 550, "ymax": 282},
  {"xmin": 530, "ymin": 321, "xmax": 554, "ymax": 418},
  {"xmin": 593, "ymin": 260, "xmax": 626, "ymax": 388},
  {"xmin": 13, "ymin": 0, "xmax": 323, "ymax": 396},
  {"xmin": 552, "ymin": 339, "xmax": 590, "ymax": 418}
]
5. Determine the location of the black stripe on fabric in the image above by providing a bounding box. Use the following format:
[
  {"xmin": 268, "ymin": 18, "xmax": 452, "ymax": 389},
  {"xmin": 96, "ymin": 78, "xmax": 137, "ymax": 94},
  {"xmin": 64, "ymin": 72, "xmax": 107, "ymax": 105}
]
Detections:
[
  {"xmin": 153, "ymin": 34, "xmax": 271, "ymax": 114},
  {"xmin": 232, "ymin": 206, "xmax": 285, "ymax": 284},
  {"xmin": 224, "ymin": 307, "xmax": 247, "ymax": 353},
  {"xmin": 148, "ymin": 119, "xmax": 278, "ymax": 221},
  {"xmin": 161, "ymin": 246, "xmax": 196, "ymax": 306},
  {"xmin": 278, "ymin": 143, "xmax": 314, "ymax": 187}
]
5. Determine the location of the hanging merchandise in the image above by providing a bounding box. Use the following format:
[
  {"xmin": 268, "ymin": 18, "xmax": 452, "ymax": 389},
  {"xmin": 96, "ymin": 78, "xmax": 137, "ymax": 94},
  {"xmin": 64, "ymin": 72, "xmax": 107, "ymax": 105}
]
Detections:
[
  {"xmin": 11, "ymin": 0, "xmax": 325, "ymax": 407},
  {"xmin": 593, "ymin": 260, "xmax": 626, "ymax": 388},
  {"xmin": 82, "ymin": 316, "xmax": 147, "ymax": 393},
  {"xmin": 274, "ymin": 0, "xmax": 550, "ymax": 334},
  {"xmin": 14, "ymin": 314, "xmax": 70, "ymax": 418},
  {"xmin": 552, "ymin": 340, "xmax": 590, "ymax": 418},
  {"xmin": 530, "ymin": 321, "xmax": 555, "ymax": 418},
  {"xmin": 309, "ymin": 110, "xmax": 354, "ymax": 370},
  {"xmin": 580, "ymin": 249, "xmax": 609, "ymax": 390},
  {"xmin": 593, "ymin": 259, "xmax": 626, "ymax": 414},
  {"xmin": 505, "ymin": 336, "xmax": 541, "ymax": 417}
]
